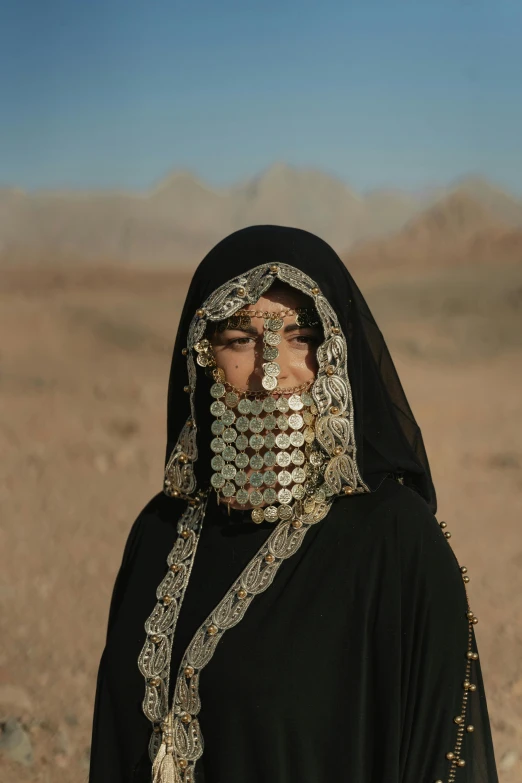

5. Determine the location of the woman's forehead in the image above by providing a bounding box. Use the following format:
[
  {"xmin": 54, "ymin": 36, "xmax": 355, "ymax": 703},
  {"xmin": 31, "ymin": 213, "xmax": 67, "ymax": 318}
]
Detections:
[{"xmin": 244, "ymin": 284, "xmax": 312, "ymax": 313}]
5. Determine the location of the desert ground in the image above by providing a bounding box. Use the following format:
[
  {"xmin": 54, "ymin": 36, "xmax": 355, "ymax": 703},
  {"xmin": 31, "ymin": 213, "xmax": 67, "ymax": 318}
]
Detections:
[{"xmin": 1, "ymin": 258, "xmax": 521, "ymax": 781}]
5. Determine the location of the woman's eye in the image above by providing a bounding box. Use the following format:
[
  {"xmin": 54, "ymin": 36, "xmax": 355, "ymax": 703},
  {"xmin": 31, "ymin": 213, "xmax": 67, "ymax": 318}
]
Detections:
[{"xmin": 228, "ymin": 337, "xmax": 255, "ymax": 347}]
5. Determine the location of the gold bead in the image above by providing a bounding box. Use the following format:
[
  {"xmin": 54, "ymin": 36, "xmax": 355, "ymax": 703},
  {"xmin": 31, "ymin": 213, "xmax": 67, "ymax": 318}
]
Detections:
[
  {"xmin": 265, "ymin": 553, "xmax": 275, "ymax": 564},
  {"xmin": 178, "ymin": 453, "xmax": 188, "ymax": 464},
  {"xmin": 171, "ymin": 489, "xmax": 180, "ymax": 498},
  {"xmin": 184, "ymin": 666, "xmax": 195, "ymax": 678},
  {"xmin": 207, "ymin": 624, "xmax": 218, "ymax": 635},
  {"xmin": 162, "ymin": 595, "xmax": 172, "ymax": 605},
  {"xmin": 236, "ymin": 286, "xmax": 246, "ymax": 296},
  {"xmin": 343, "ymin": 486, "xmax": 354, "ymax": 495},
  {"xmin": 182, "ymin": 348, "xmax": 188, "ymax": 356},
  {"xmin": 472, "ymin": 652, "xmax": 479, "ymax": 660},
  {"xmin": 181, "ymin": 712, "xmax": 192, "ymax": 724},
  {"xmin": 444, "ymin": 531, "xmax": 451, "ymax": 539},
  {"xmin": 330, "ymin": 406, "xmax": 340, "ymax": 415},
  {"xmin": 435, "ymin": 780, "xmax": 444, "ymax": 783},
  {"xmin": 181, "ymin": 529, "xmax": 190, "ymax": 539},
  {"xmin": 439, "ymin": 521, "xmax": 447, "ymax": 528},
  {"xmin": 183, "ymin": 385, "xmax": 191, "ymax": 393},
  {"xmin": 326, "ymin": 365, "xmax": 335, "ymax": 376},
  {"xmin": 151, "ymin": 635, "xmax": 161, "ymax": 644},
  {"xmin": 472, "ymin": 616, "xmax": 478, "ymax": 624},
  {"xmin": 311, "ymin": 287, "xmax": 320, "ymax": 295},
  {"xmin": 331, "ymin": 326, "xmax": 340, "ymax": 335},
  {"xmin": 463, "ymin": 680, "xmax": 470, "ymax": 690},
  {"xmin": 149, "ymin": 677, "xmax": 161, "ymax": 687},
  {"xmin": 237, "ymin": 588, "xmax": 247, "ymax": 599},
  {"xmin": 454, "ymin": 715, "xmax": 464, "ymax": 724},
  {"xmin": 196, "ymin": 308, "xmax": 206, "ymax": 317},
  {"xmin": 463, "ymin": 575, "xmax": 470, "ymax": 583},
  {"xmin": 457, "ymin": 759, "xmax": 466, "ymax": 767},
  {"xmin": 270, "ymin": 264, "xmax": 279, "ymax": 273},
  {"xmin": 291, "ymin": 519, "xmax": 303, "ymax": 529},
  {"xmin": 460, "ymin": 566, "xmax": 467, "ymax": 573},
  {"xmin": 466, "ymin": 610, "xmax": 474, "ymax": 620},
  {"xmin": 469, "ymin": 683, "xmax": 477, "ymax": 692},
  {"xmin": 466, "ymin": 725, "xmax": 474, "ymax": 732},
  {"xmin": 334, "ymin": 446, "xmax": 343, "ymax": 455},
  {"xmin": 170, "ymin": 563, "xmax": 180, "ymax": 572},
  {"xmin": 446, "ymin": 752, "xmax": 455, "ymax": 760},
  {"xmin": 153, "ymin": 725, "xmax": 161, "ymax": 733}
]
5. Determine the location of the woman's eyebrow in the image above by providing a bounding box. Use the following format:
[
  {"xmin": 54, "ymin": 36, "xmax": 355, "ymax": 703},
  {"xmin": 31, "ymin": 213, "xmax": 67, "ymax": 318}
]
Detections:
[
  {"xmin": 224, "ymin": 324, "xmax": 259, "ymax": 336},
  {"xmin": 283, "ymin": 323, "xmax": 319, "ymax": 333}
]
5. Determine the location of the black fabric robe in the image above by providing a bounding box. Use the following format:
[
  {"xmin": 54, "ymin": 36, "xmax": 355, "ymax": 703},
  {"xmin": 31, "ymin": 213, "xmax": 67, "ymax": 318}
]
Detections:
[{"xmin": 90, "ymin": 477, "xmax": 497, "ymax": 782}]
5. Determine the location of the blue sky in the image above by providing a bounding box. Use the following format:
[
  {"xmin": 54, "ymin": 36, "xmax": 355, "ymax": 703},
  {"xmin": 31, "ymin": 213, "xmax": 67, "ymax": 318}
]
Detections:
[{"xmin": 1, "ymin": 0, "xmax": 521, "ymax": 193}]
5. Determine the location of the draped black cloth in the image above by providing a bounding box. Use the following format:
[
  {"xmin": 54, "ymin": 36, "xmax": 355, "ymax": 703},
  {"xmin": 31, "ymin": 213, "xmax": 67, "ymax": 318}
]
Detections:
[{"xmin": 89, "ymin": 226, "xmax": 498, "ymax": 782}]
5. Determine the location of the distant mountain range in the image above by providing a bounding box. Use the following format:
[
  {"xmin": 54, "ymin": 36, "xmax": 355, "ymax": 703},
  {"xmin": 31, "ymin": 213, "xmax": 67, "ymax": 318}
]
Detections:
[{"xmin": 1, "ymin": 163, "xmax": 522, "ymax": 267}]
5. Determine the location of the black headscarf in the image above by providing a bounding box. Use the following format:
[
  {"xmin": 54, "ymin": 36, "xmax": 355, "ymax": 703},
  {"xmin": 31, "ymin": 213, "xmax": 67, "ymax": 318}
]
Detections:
[{"xmin": 166, "ymin": 225, "xmax": 436, "ymax": 511}]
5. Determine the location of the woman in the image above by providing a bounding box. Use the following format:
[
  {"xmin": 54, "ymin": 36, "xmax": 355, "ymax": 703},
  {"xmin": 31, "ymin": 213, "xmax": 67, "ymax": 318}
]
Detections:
[{"xmin": 89, "ymin": 226, "xmax": 498, "ymax": 783}]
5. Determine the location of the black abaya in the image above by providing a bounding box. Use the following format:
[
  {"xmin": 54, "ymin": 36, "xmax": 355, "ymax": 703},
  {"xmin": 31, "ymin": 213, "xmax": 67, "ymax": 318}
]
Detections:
[{"xmin": 89, "ymin": 226, "xmax": 498, "ymax": 782}]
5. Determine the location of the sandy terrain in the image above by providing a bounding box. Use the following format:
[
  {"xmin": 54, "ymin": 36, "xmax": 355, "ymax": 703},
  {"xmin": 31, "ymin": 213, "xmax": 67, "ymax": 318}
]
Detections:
[{"xmin": 0, "ymin": 262, "xmax": 521, "ymax": 781}]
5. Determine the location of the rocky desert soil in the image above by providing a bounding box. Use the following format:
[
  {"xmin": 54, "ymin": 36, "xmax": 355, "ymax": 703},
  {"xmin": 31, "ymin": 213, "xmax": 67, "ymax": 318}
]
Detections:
[{"xmin": 1, "ymin": 261, "xmax": 521, "ymax": 781}]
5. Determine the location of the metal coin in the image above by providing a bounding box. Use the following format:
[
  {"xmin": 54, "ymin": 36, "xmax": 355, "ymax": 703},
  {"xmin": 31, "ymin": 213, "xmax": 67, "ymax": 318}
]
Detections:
[
  {"xmin": 276, "ymin": 414, "xmax": 289, "ymax": 431},
  {"xmin": 221, "ymin": 409, "xmax": 236, "ymax": 426},
  {"xmin": 291, "ymin": 467, "xmax": 306, "ymax": 484},
  {"xmin": 222, "ymin": 428, "xmax": 237, "ymax": 443},
  {"xmin": 251, "ymin": 507, "xmax": 265, "ymax": 524},
  {"xmin": 291, "ymin": 448, "xmax": 305, "ymax": 466},
  {"xmin": 263, "ymin": 470, "xmax": 278, "ymax": 487},
  {"xmin": 210, "ymin": 383, "xmax": 225, "ymax": 399},
  {"xmin": 263, "ymin": 488, "xmax": 277, "ymax": 504},
  {"xmin": 210, "ymin": 401, "xmax": 226, "ymax": 417},
  {"xmin": 310, "ymin": 403, "xmax": 318, "ymax": 415},
  {"xmin": 276, "ymin": 451, "xmax": 291, "ymax": 468},
  {"xmin": 264, "ymin": 432, "xmax": 276, "ymax": 449},
  {"xmin": 303, "ymin": 410, "xmax": 315, "ymax": 426},
  {"xmin": 250, "ymin": 454, "xmax": 264, "ymax": 470},
  {"xmin": 288, "ymin": 394, "xmax": 304, "ymax": 411},
  {"xmin": 301, "ymin": 392, "xmax": 314, "ymax": 407},
  {"xmin": 267, "ymin": 316, "xmax": 284, "ymax": 331},
  {"xmin": 309, "ymin": 451, "xmax": 323, "ymax": 467},
  {"xmin": 264, "ymin": 331, "xmax": 281, "ymax": 347},
  {"xmin": 304, "ymin": 427, "xmax": 315, "ymax": 444},
  {"xmin": 263, "ymin": 362, "xmax": 281, "ymax": 377},
  {"xmin": 263, "ymin": 396, "xmax": 277, "ymax": 413},
  {"xmin": 211, "ymin": 420, "xmax": 224, "ymax": 436},
  {"xmin": 235, "ymin": 434, "xmax": 249, "ymax": 451},
  {"xmin": 210, "ymin": 437, "xmax": 225, "ymax": 453},
  {"xmin": 211, "ymin": 455, "xmax": 224, "ymax": 471},
  {"xmin": 275, "ymin": 433, "xmax": 291, "ymax": 450},
  {"xmin": 277, "ymin": 470, "xmax": 292, "ymax": 487},
  {"xmin": 211, "ymin": 473, "xmax": 225, "ymax": 489},
  {"xmin": 234, "ymin": 470, "xmax": 248, "ymax": 487},
  {"xmin": 303, "ymin": 498, "xmax": 316, "ymax": 514},
  {"xmin": 264, "ymin": 506, "xmax": 279, "ymax": 523},
  {"xmin": 222, "ymin": 446, "xmax": 237, "ymax": 461},
  {"xmin": 222, "ymin": 482, "xmax": 236, "ymax": 498},
  {"xmin": 251, "ymin": 399, "xmax": 263, "ymax": 415},
  {"xmin": 263, "ymin": 414, "xmax": 277, "ymax": 430},
  {"xmin": 238, "ymin": 398, "xmax": 252, "ymax": 414},
  {"xmin": 197, "ymin": 354, "xmax": 209, "ymax": 367},
  {"xmin": 262, "ymin": 375, "xmax": 277, "ymax": 391},
  {"xmin": 288, "ymin": 413, "xmax": 304, "ymax": 430},
  {"xmin": 314, "ymin": 487, "xmax": 327, "ymax": 502},
  {"xmin": 249, "ymin": 417, "xmax": 264, "ymax": 434},
  {"xmin": 236, "ymin": 489, "xmax": 249, "ymax": 505},
  {"xmin": 235, "ymin": 453, "xmax": 249, "ymax": 469},
  {"xmin": 277, "ymin": 488, "xmax": 293, "ymax": 504},
  {"xmin": 225, "ymin": 391, "xmax": 239, "ymax": 408},
  {"xmin": 264, "ymin": 450, "xmax": 277, "ymax": 467},
  {"xmin": 276, "ymin": 396, "xmax": 289, "ymax": 412},
  {"xmin": 263, "ymin": 346, "xmax": 279, "ymax": 361},
  {"xmin": 249, "ymin": 434, "xmax": 264, "ymax": 450},
  {"xmin": 249, "ymin": 472, "xmax": 264, "ymax": 488},
  {"xmin": 278, "ymin": 504, "xmax": 293, "ymax": 520},
  {"xmin": 292, "ymin": 484, "xmax": 306, "ymax": 500},
  {"xmin": 236, "ymin": 416, "xmax": 250, "ymax": 432},
  {"xmin": 289, "ymin": 431, "xmax": 305, "ymax": 447},
  {"xmin": 249, "ymin": 490, "xmax": 263, "ymax": 507},
  {"xmin": 222, "ymin": 464, "xmax": 237, "ymax": 480}
]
